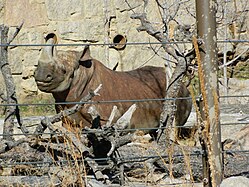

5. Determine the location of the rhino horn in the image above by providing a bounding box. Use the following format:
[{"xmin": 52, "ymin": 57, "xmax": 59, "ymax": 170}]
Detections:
[
  {"xmin": 40, "ymin": 33, "xmax": 57, "ymax": 60},
  {"xmin": 80, "ymin": 45, "xmax": 92, "ymax": 62}
]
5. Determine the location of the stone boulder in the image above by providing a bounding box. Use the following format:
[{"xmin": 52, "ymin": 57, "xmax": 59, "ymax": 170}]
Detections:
[{"xmin": 221, "ymin": 176, "xmax": 249, "ymax": 187}]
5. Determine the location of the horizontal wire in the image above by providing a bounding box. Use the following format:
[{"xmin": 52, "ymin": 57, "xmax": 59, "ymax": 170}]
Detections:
[
  {"xmin": 0, "ymin": 95, "xmax": 249, "ymax": 107},
  {"xmin": 0, "ymin": 155, "xmax": 195, "ymax": 167},
  {"xmin": 220, "ymin": 122, "xmax": 249, "ymax": 126},
  {"xmin": 0, "ymin": 126, "xmax": 191, "ymax": 137},
  {"xmin": 0, "ymin": 88, "xmax": 248, "ymax": 137},
  {"xmin": 0, "ymin": 39, "xmax": 248, "ymax": 47},
  {"xmin": 1, "ymin": 149, "xmax": 248, "ymax": 167},
  {"xmin": 0, "ymin": 97, "xmax": 192, "ymax": 107},
  {"xmin": 220, "ymin": 95, "xmax": 249, "ymax": 98},
  {"xmin": 0, "ymin": 119, "xmax": 248, "ymax": 137}
]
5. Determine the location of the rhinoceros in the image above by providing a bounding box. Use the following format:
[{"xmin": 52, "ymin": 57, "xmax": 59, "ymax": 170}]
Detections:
[{"xmin": 34, "ymin": 33, "xmax": 192, "ymax": 136}]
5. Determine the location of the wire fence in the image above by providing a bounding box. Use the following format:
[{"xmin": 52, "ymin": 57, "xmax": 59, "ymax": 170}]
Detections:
[
  {"xmin": 0, "ymin": 39, "xmax": 248, "ymax": 47},
  {"xmin": 0, "ymin": 16, "xmax": 248, "ymax": 185},
  {"xmin": 1, "ymin": 87, "xmax": 248, "ymax": 185},
  {"xmin": 1, "ymin": 149, "xmax": 249, "ymax": 167},
  {"xmin": 1, "ymin": 94, "xmax": 249, "ymax": 107},
  {"xmin": 0, "ymin": 59, "xmax": 248, "ymax": 178},
  {"xmin": 1, "ymin": 150, "xmax": 248, "ymax": 168},
  {"xmin": 1, "ymin": 94, "xmax": 249, "ymax": 131},
  {"xmin": 0, "ymin": 95, "xmax": 248, "ymax": 138}
]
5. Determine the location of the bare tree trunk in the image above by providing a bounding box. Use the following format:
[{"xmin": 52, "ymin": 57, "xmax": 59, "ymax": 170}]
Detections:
[
  {"xmin": 0, "ymin": 25, "xmax": 15, "ymax": 141},
  {"xmin": 0, "ymin": 24, "xmax": 26, "ymax": 141}
]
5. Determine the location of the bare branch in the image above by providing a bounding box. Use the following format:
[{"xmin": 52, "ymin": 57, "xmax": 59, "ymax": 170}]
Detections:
[
  {"xmin": 123, "ymin": 0, "xmax": 139, "ymax": 13},
  {"xmin": 34, "ymin": 84, "xmax": 102, "ymax": 135},
  {"xmin": 8, "ymin": 21, "xmax": 24, "ymax": 45},
  {"xmin": 137, "ymin": 41, "xmax": 163, "ymax": 68},
  {"xmin": 130, "ymin": 13, "xmax": 180, "ymax": 61},
  {"xmin": 115, "ymin": 104, "xmax": 136, "ymax": 130},
  {"xmin": 106, "ymin": 104, "xmax": 137, "ymax": 156},
  {"xmin": 84, "ymin": 104, "xmax": 137, "ymax": 158},
  {"xmin": 219, "ymin": 47, "xmax": 249, "ymax": 68},
  {"xmin": 0, "ymin": 138, "xmax": 28, "ymax": 154},
  {"xmin": 59, "ymin": 126, "xmax": 91, "ymax": 155},
  {"xmin": 105, "ymin": 105, "xmax": 118, "ymax": 128}
]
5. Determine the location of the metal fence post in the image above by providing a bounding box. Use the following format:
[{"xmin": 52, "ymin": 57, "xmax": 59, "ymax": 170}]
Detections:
[{"xmin": 195, "ymin": 0, "xmax": 223, "ymax": 186}]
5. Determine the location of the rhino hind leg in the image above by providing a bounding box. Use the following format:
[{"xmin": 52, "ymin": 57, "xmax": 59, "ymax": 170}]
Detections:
[
  {"xmin": 174, "ymin": 86, "xmax": 193, "ymax": 143},
  {"xmin": 175, "ymin": 84, "xmax": 192, "ymax": 127},
  {"xmin": 175, "ymin": 98, "xmax": 192, "ymax": 126}
]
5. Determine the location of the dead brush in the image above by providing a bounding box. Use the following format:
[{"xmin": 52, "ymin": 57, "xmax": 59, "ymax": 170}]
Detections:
[
  {"xmin": 180, "ymin": 146, "xmax": 195, "ymax": 184},
  {"xmin": 145, "ymin": 83, "xmax": 201, "ymax": 186},
  {"xmin": 58, "ymin": 117, "xmax": 87, "ymax": 186}
]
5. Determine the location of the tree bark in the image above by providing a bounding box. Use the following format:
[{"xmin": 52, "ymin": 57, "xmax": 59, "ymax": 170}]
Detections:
[
  {"xmin": 0, "ymin": 25, "xmax": 15, "ymax": 141},
  {"xmin": 0, "ymin": 24, "xmax": 27, "ymax": 141}
]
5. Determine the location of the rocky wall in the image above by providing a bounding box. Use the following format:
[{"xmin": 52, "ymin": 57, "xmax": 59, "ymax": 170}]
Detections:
[{"xmin": 0, "ymin": 0, "xmax": 169, "ymax": 101}]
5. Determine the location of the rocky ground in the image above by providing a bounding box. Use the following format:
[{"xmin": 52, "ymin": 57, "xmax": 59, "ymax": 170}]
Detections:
[{"xmin": 0, "ymin": 104, "xmax": 248, "ymax": 186}]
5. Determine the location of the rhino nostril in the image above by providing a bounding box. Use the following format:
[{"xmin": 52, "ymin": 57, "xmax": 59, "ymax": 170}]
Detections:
[{"xmin": 46, "ymin": 74, "xmax": 52, "ymax": 81}]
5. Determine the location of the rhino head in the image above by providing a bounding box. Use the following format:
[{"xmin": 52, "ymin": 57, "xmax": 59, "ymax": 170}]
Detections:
[{"xmin": 34, "ymin": 33, "xmax": 91, "ymax": 93}]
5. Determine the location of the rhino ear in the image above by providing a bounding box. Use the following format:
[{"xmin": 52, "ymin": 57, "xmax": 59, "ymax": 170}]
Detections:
[
  {"xmin": 45, "ymin": 33, "xmax": 57, "ymax": 43},
  {"xmin": 79, "ymin": 45, "xmax": 92, "ymax": 62},
  {"xmin": 43, "ymin": 33, "xmax": 57, "ymax": 57}
]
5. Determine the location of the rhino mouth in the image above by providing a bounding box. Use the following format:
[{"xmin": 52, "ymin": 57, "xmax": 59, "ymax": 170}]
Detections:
[
  {"xmin": 35, "ymin": 79, "xmax": 67, "ymax": 92},
  {"xmin": 36, "ymin": 81, "xmax": 52, "ymax": 88}
]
